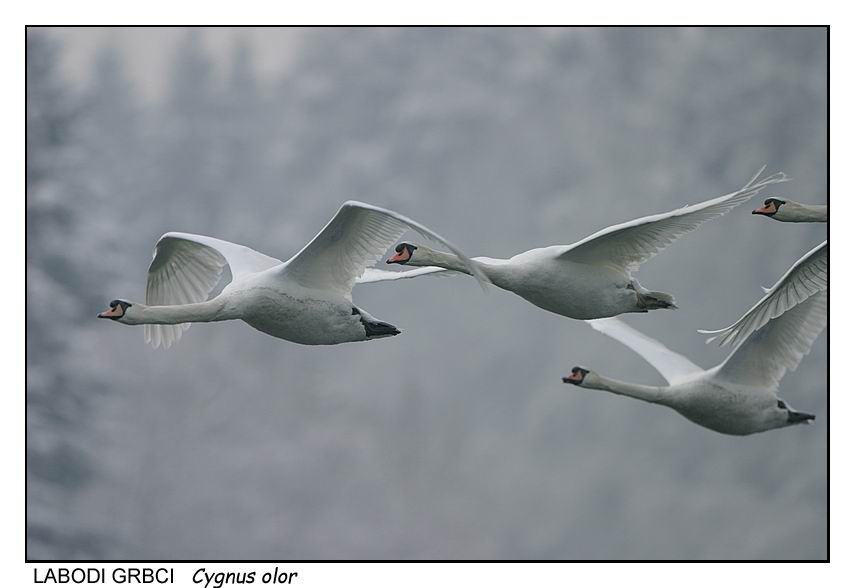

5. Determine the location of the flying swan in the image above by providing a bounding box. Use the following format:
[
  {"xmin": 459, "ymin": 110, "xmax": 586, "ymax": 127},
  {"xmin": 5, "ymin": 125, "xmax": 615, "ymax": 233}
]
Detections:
[
  {"xmin": 97, "ymin": 201, "xmax": 487, "ymax": 348},
  {"xmin": 562, "ymin": 285, "xmax": 826, "ymax": 436},
  {"xmin": 752, "ymin": 198, "xmax": 827, "ymax": 222},
  {"xmin": 362, "ymin": 169, "xmax": 788, "ymax": 320}
]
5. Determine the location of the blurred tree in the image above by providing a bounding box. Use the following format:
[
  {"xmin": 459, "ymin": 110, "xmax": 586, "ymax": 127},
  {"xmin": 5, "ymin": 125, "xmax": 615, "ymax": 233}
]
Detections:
[
  {"xmin": 27, "ymin": 30, "xmax": 115, "ymax": 558},
  {"xmin": 77, "ymin": 42, "xmax": 148, "ymax": 291},
  {"xmin": 216, "ymin": 37, "xmax": 279, "ymax": 238},
  {"xmin": 27, "ymin": 29, "xmax": 147, "ymax": 559},
  {"xmin": 148, "ymin": 29, "xmax": 225, "ymax": 232}
]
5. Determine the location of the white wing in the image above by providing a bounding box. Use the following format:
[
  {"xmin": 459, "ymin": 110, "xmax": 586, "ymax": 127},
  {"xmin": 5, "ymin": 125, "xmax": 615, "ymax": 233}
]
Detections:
[
  {"xmin": 586, "ymin": 318, "xmax": 703, "ymax": 385},
  {"xmin": 356, "ymin": 256, "xmax": 505, "ymax": 284},
  {"xmin": 558, "ymin": 168, "xmax": 788, "ymax": 273},
  {"xmin": 282, "ymin": 201, "xmax": 488, "ymax": 295},
  {"xmin": 145, "ymin": 232, "xmax": 282, "ymax": 349},
  {"xmin": 357, "ymin": 266, "xmax": 454, "ymax": 284},
  {"xmin": 713, "ymin": 291, "xmax": 827, "ymax": 389},
  {"xmin": 698, "ymin": 241, "xmax": 827, "ymax": 347}
]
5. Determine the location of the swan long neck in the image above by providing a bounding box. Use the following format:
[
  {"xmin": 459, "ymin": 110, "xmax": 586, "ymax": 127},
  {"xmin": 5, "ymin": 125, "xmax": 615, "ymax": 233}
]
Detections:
[
  {"xmin": 124, "ymin": 297, "xmax": 235, "ymax": 325},
  {"xmin": 780, "ymin": 202, "xmax": 827, "ymax": 222},
  {"xmin": 585, "ymin": 373, "xmax": 671, "ymax": 406},
  {"xmin": 410, "ymin": 247, "xmax": 481, "ymax": 276}
]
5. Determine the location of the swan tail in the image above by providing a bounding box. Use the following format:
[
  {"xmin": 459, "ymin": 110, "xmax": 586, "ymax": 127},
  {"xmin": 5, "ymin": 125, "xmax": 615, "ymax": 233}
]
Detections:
[
  {"xmin": 638, "ymin": 290, "xmax": 678, "ymax": 310},
  {"xmin": 363, "ymin": 320, "xmax": 401, "ymax": 339},
  {"xmin": 352, "ymin": 307, "xmax": 401, "ymax": 339},
  {"xmin": 629, "ymin": 281, "xmax": 678, "ymax": 311}
]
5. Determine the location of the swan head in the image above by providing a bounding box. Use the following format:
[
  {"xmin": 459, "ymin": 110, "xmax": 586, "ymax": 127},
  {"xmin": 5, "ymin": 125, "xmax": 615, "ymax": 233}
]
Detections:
[
  {"xmin": 562, "ymin": 366, "xmax": 590, "ymax": 386},
  {"xmin": 97, "ymin": 299, "xmax": 134, "ymax": 323},
  {"xmin": 386, "ymin": 242, "xmax": 419, "ymax": 265},
  {"xmin": 752, "ymin": 197, "xmax": 786, "ymax": 218}
]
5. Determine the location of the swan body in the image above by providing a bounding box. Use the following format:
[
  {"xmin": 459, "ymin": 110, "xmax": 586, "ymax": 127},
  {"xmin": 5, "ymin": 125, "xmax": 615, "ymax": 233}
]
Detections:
[
  {"xmin": 498, "ymin": 256, "xmax": 635, "ymax": 319},
  {"xmin": 366, "ymin": 247, "xmax": 648, "ymax": 319},
  {"xmin": 365, "ymin": 169, "xmax": 788, "ymax": 320},
  {"xmin": 570, "ymin": 366, "xmax": 793, "ymax": 436},
  {"xmin": 112, "ymin": 285, "xmax": 377, "ymax": 346},
  {"xmin": 98, "ymin": 201, "xmax": 485, "ymax": 348},
  {"xmin": 752, "ymin": 198, "xmax": 827, "ymax": 222},
  {"xmin": 563, "ymin": 275, "xmax": 827, "ymax": 435},
  {"xmin": 220, "ymin": 274, "xmax": 384, "ymax": 346},
  {"xmin": 470, "ymin": 251, "xmax": 647, "ymax": 320}
]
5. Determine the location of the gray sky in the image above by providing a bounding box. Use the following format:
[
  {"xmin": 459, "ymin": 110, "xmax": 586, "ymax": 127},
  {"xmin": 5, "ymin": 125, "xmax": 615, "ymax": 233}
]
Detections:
[
  {"xmin": 48, "ymin": 27, "xmax": 304, "ymax": 103},
  {"xmin": 27, "ymin": 26, "xmax": 828, "ymax": 560}
]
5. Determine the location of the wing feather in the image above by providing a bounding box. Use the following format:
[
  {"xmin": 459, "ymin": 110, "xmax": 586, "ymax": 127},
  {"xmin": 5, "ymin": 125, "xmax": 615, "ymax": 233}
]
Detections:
[
  {"xmin": 356, "ymin": 266, "xmax": 454, "ymax": 283},
  {"xmin": 698, "ymin": 241, "xmax": 827, "ymax": 347},
  {"xmin": 143, "ymin": 232, "xmax": 282, "ymax": 349},
  {"xmin": 559, "ymin": 169, "xmax": 789, "ymax": 273},
  {"xmin": 282, "ymin": 201, "xmax": 487, "ymax": 294},
  {"xmin": 356, "ymin": 255, "xmax": 508, "ymax": 284},
  {"xmin": 586, "ymin": 318, "xmax": 703, "ymax": 385},
  {"xmin": 713, "ymin": 291, "xmax": 827, "ymax": 389}
]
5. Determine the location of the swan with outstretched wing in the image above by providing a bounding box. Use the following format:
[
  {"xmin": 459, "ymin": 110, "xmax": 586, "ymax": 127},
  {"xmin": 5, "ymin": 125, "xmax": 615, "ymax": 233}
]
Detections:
[
  {"xmin": 563, "ymin": 283, "xmax": 826, "ymax": 436},
  {"xmin": 364, "ymin": 169, "xmax": 789, "ymax": 321},
  {"xmin": 98, "ymin": 201, "xmax": 486, "ymax": 348}
]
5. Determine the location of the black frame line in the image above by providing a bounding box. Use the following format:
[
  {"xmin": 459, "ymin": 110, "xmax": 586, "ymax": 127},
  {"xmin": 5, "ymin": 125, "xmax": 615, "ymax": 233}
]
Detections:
[{"xmin": 23, "ymin": 23, "xmax": 831, "ymax": 565}]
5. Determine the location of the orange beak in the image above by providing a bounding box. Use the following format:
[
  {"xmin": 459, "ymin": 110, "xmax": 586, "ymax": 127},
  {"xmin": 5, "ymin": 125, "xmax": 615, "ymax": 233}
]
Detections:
[
  {"xmin": 386, "ymin": 250, "xmax": 410, "ymax": 264},
  {"xmin": 562, "ymin": 371, "xmax": 584, "ymax": 384},
  {"xmin": 752, "ymin": 203, "xmax": 775, "ymax": 215},
  {"xmin": 97, "ymin": 306, "xmax": 124, "ymax": 319}
]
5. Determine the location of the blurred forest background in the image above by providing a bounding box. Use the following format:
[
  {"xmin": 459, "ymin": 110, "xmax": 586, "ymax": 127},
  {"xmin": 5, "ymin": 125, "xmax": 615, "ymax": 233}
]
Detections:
[{"xmin": 26, "ymin": 27, "xmax": 827, "ymax": 559}]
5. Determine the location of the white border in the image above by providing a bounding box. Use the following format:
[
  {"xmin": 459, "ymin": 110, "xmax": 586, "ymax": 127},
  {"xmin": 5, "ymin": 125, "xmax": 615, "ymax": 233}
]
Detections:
[{"xmin": 5, "ymin": 3, "xmax": 850, "ymax": 586}]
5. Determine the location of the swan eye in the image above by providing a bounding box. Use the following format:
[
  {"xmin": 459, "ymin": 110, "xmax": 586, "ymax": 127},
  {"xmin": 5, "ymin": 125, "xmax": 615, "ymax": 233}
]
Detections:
[{"xmin": 777, "ymin": 400, "xmax": 787, "ymax": 410}]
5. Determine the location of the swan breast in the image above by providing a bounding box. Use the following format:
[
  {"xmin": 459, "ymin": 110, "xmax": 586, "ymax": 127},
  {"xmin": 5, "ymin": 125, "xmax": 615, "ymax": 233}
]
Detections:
[
  {"xmin": 668, "ymin": 380, "xmax": 780, "ymax": 435},
  {"xmin": 237, "ymin": 284, "xmax": 366, "ymax": 345},
  {"xmin": 505, "ymin": 258, "xmax": 636, "ymax": 319}
]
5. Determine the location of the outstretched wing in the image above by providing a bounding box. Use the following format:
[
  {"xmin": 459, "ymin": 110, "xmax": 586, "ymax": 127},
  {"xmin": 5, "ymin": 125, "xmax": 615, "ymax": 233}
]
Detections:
[
  {"xmin": 558, "ymin": 169, "xmax": 788, "ymax": 273},
  {"xmin": 586, "ymin": 318, "xmax": 703, "ymax": 385},
  {"xmin": 282, "ymin": 201, "xmax": 488, "ymax": 295},
  {"xmin": 699, "ymin": 241, "xmax": 827, "ymax": 347},
  {"xmin": 356, "ymin": 256, "xmax": 505, "ymax": 284},
  {"xmin": 357, "ymin": 266, "xmax": 454, "ymax": 284},
  {"xmin": 713, "ymin": 291, "xmax": 826, "ymax": 389},
  {"xmin": 145, "ymin": 232, "xmax": 282, "ymax": 349}
]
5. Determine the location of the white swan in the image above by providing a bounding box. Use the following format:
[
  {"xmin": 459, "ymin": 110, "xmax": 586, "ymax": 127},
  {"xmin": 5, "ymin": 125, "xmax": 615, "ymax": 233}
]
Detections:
[
  {"xmin": 364, "ymin": 169, "xmax": 788, "ymax": 320},
  {"xmin": 752, "ymin": 198, "xmax": 827, "ymax": 222},
  {"xmin": 562, "ymin": 289, "xmax": 826, "ymax": 436},
  {"xmin": 698, "ymin": 240, "xmax": 827, "ymax": 347},
  {"xmin": 97, "ymin": 201, "xmax": 486, "ymax": 349}
]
